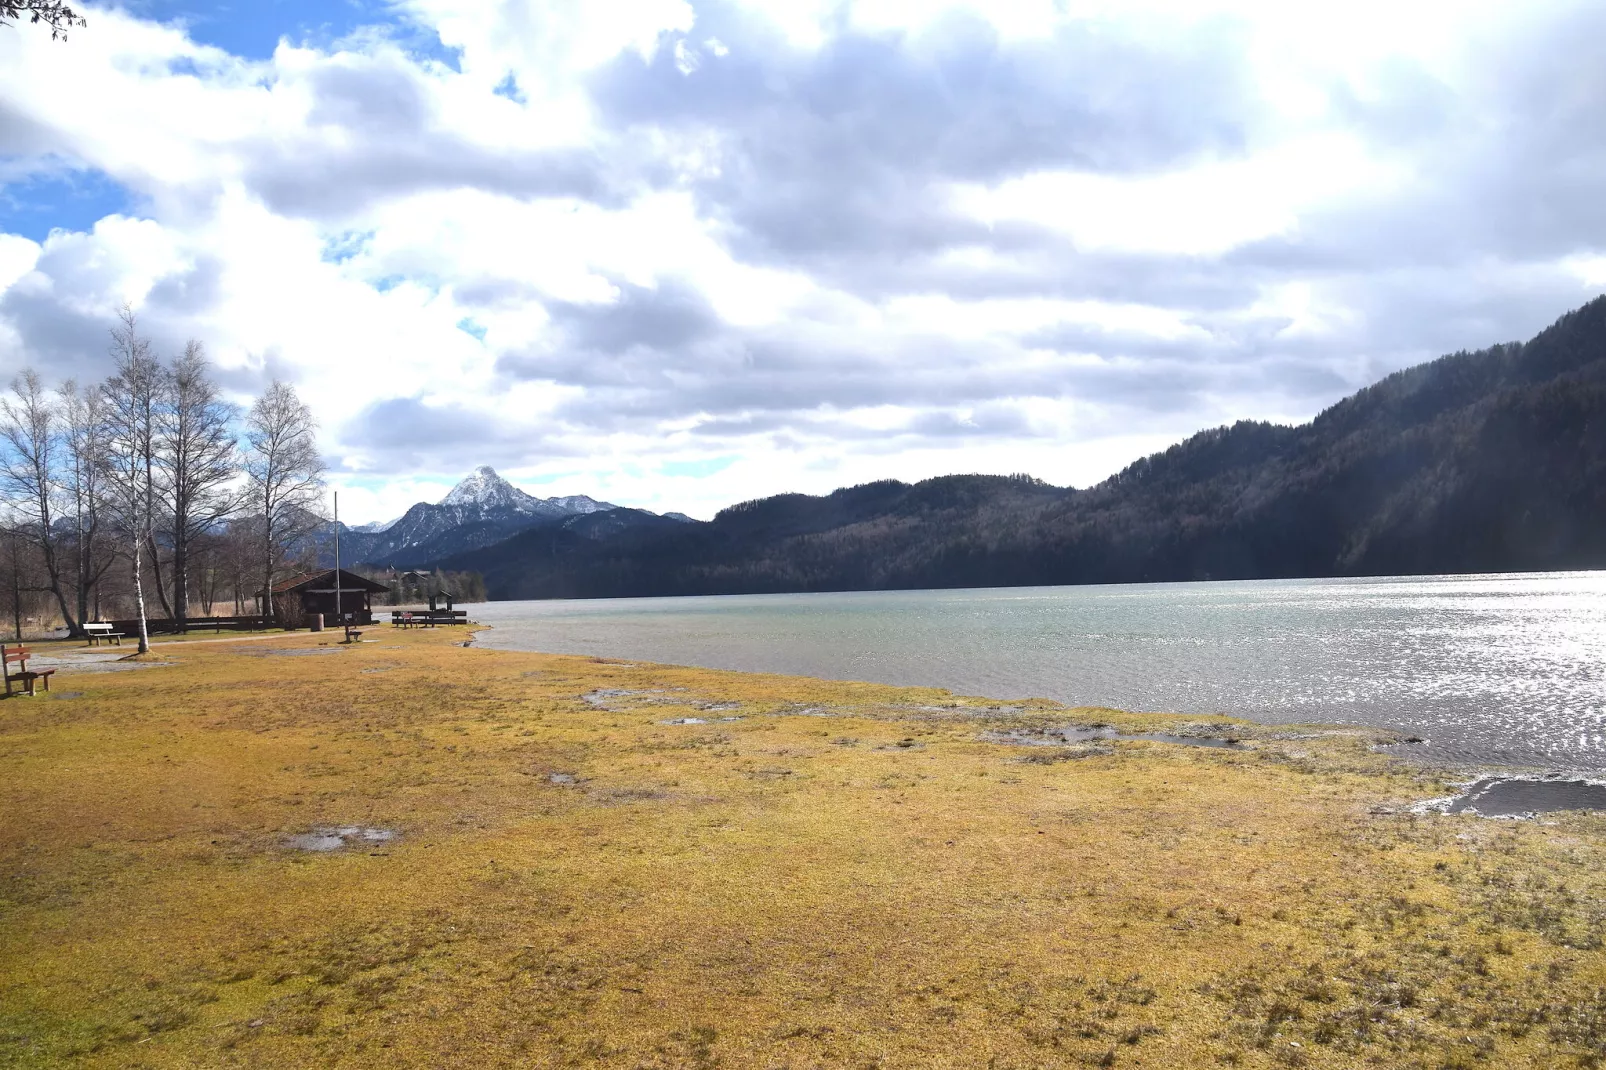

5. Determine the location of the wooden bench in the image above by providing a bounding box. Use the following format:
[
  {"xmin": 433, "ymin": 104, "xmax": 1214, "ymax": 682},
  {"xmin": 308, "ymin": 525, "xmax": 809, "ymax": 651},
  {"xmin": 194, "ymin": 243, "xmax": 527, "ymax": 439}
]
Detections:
[
  {"xmin": 84, "ymin": 622, "xmax": 125, "ymax": 647},
  {"xmin": 3, "ymin": 644, "xmax": 54, "ymax": 697}
]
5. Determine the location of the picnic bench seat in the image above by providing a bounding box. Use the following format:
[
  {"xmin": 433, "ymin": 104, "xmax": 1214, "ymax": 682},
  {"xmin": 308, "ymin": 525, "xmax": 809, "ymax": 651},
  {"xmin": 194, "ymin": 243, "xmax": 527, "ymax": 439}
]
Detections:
[
  {"xmin": 3, "ymin": 644, "xmax": 54, "ymax": 697},
  {"xmin": 390, "ymin": 610, "xmax": 469, "ymax": 628},
  {"xmin": 84, "ymin": 622, "xmax": 124, "ymax": 647}
]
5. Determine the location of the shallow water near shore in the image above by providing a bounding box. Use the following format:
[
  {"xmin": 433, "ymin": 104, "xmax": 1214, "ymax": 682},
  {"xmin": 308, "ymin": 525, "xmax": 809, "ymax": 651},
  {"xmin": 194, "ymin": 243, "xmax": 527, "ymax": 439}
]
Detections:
[
  {"xmin": 1445, "ymin": 778, "xmax": 1606, "ymax": 817},
  {"xmin": 470, "ymin": 571, "xmax": 1606, "ymax": 771}
]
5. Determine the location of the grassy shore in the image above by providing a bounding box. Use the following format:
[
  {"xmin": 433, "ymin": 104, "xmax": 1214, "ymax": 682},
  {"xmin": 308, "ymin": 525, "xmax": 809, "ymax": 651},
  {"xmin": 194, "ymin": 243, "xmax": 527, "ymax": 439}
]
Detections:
[{"xmin": 3, "ymin": 629, "xmax": 1606, "ymax": 1069}]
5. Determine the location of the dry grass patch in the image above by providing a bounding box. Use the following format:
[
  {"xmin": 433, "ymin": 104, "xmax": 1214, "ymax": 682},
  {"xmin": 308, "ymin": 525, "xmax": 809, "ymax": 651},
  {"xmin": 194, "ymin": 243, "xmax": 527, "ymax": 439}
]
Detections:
[{"xmin": 2, "ymin": 629, "xmax": 1605, "ymax": 1068}]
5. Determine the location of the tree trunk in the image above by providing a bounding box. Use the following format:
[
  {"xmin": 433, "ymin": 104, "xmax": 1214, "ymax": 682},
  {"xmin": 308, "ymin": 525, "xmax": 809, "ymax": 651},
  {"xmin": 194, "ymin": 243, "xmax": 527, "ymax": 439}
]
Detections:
[
  {"xmin": 131, "ymin": 537, "xmax": 150, "ymax": 654},
  {"xmin": 172, "ymin": 538, "xmax": 189, "ymax": 630},
  {"xmin": 39, "ymin": 538, "xmax": 79, "ymax": 637},
  {"xmin": 262, "ymin": 552, "xmax": 275, "ymax": 625},
  {"xmin": 146, "ymin": 533, "xmax": 175, "ymax": 622},
  {"xmin": 8, "ymin": 540, "xmax": 22, "ymax": 641},
  {"xmin": 75, "ymin": 519, "xmax": 92, "ymax": 627}
]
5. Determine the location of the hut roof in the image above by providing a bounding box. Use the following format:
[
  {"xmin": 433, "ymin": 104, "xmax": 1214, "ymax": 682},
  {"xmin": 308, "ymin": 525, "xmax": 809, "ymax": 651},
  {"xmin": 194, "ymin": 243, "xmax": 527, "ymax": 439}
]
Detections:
[{"xmin": 263, "ymin": 569, "xmax": 390, "ymax": 596}]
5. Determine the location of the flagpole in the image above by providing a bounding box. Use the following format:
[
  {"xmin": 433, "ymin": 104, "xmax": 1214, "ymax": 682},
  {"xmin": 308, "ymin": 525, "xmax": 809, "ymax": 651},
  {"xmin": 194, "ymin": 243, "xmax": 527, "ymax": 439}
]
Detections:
[{"xmin": 333, "ymin": 491, "xmax": 342, "ymax": 633}]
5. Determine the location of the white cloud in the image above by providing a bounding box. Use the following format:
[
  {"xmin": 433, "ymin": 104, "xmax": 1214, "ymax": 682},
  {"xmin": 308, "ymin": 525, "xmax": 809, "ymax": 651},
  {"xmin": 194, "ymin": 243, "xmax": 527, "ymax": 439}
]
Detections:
[{"xmin": 0, "ymin": 0, "xmax": 1602, "ymax": 524}]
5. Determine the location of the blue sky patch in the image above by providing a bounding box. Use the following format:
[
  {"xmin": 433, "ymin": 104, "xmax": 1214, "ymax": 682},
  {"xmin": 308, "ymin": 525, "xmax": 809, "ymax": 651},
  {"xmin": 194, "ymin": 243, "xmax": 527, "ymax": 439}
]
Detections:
[
  {"xmin": 493, "ymin": 74, "xmax": 526, "ymax": 103},
  {"xmin": 0, "ymin": 169, "xmax": 137, "ymax": 242},
  {"xmin": 321, "ymin": 229, "xmax": 373, "ymax": 264},
  {"xmin": 122, "ymin": 0, "xmax": 391, "ymax": 60},
  {"xmin": 456, "ymin": 317, "xmax": 487, "ymax": 341}
]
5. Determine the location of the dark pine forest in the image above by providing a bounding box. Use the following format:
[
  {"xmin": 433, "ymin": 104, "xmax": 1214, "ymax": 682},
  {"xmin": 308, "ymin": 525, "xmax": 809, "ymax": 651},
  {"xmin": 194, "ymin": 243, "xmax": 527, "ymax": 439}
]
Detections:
[{"xmin": 440, "ymin": 295, "xmax": 1606, "ymax": 600}]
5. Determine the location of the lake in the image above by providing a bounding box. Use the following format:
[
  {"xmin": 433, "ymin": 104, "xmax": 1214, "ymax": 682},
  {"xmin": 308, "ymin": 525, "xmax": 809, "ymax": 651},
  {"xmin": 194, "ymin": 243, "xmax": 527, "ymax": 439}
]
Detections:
[{"xmin": 469, "ymin": 572, "xmax": 1606, "ymax": 771}]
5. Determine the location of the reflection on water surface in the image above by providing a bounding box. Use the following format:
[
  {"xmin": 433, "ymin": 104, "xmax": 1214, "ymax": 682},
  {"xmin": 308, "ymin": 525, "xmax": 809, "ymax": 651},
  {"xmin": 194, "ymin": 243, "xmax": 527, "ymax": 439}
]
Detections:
[{"xmin": 469, "ymin": 571, "xmax": 1606, "ymax": 770}]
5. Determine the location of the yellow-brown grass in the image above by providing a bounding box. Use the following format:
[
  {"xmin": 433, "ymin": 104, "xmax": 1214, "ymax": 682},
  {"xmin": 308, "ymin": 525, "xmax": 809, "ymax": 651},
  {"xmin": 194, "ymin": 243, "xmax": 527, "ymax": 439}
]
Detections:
[{"xmin": 3, "ymin": 629, "xmax": 1605, "ymax": 1068}]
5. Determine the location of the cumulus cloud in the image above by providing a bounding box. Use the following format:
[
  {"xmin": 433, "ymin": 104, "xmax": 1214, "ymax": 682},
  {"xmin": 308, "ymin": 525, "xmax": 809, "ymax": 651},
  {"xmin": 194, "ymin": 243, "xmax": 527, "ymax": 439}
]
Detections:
[{"xmin": 0, "ymin": 0, "xmax": 1603, "ymax": 521}]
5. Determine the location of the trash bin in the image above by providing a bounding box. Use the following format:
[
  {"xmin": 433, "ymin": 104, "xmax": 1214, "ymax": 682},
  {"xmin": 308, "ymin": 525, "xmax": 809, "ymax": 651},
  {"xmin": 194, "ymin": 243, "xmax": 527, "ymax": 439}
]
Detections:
[{"xmin": 310, "ymin": 613, "xmax": 323, "ymax": 632}]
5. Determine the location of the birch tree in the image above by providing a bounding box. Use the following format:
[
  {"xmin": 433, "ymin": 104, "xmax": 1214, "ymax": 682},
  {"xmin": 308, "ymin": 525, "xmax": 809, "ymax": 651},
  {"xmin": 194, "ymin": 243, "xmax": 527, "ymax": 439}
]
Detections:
[
  {"xmin": 58, "ymin": 380, "xmax": 113, "ymax": 629},
  {"xmin": 244, "ymin": 380, "xmax": 324, "ymax": 623},
  {"xmin": 101, "ymin": 309, "xmax": 163, "ymax": 653}
]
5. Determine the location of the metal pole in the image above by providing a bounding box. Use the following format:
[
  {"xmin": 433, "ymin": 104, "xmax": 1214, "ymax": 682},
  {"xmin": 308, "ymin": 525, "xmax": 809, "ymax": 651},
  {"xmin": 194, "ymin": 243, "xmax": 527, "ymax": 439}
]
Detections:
[{"xmin": 333, "ymin": 491, "xmax": 343, "ymax": 633}]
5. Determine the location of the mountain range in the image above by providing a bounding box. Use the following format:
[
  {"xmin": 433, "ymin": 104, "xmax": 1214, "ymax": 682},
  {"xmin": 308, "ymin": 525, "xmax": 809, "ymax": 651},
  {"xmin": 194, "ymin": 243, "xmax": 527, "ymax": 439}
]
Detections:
[
  {"xmin": 423, "ymin": 293, "xmax": 1606, "ymax": 599},
  {"xmin": 323, "ymin": 466, "xmax": 691, "ymax": 569}
]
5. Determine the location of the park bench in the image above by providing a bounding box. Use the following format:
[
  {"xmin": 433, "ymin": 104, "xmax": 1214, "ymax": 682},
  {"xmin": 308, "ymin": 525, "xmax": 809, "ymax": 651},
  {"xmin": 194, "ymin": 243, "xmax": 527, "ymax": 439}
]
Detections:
[
  {"xmin": 2, "ymin": 644, "xmax": 54, "ymax": 697},
  {"xmin": 84, "ymin": 622, "xmax": 125, "ymax": 647}
]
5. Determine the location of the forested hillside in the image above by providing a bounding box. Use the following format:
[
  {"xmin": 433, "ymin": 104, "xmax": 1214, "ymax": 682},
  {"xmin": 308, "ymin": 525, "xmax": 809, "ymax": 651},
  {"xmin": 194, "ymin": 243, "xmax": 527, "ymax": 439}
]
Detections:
[{"xmin": 442, "ymin": 295, "xmax": 1606, "ymax": 599}]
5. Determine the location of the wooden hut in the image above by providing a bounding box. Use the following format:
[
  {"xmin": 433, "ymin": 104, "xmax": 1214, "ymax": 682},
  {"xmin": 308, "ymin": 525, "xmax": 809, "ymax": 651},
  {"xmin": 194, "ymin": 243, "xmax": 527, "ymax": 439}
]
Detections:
[{"xmin": 259, "ymin": 569, "xmax": 389, "ymax": 626}]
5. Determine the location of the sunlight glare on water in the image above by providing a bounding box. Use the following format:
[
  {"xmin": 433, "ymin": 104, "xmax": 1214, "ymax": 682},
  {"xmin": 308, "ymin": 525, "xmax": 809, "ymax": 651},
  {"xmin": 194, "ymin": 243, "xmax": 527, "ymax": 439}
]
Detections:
[{"xmin": 469, "ymin": 572, "xmax": 1606, "ymax": 770}]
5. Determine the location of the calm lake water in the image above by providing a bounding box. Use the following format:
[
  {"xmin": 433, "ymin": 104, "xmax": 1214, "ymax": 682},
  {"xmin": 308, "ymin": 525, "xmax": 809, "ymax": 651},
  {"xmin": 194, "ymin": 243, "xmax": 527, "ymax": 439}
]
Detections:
[{"xmin": 470, "ymin": 572, "xmax": 1606, "ymax": 771}]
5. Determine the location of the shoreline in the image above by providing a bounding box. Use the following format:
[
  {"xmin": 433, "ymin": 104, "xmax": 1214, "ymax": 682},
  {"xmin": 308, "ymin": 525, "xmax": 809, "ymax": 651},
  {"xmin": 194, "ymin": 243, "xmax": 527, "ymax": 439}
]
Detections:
[
  {"xmin": 470, "ymin": 624, "xmax": 1606, "ymax": 789},
  {"xmin": 6, "ymin": 628, "xmax": 1606, "ymax": 1068},
  {"xmin": 462, "ymin": 573, "xmax": 1606, "ymax": 775}
]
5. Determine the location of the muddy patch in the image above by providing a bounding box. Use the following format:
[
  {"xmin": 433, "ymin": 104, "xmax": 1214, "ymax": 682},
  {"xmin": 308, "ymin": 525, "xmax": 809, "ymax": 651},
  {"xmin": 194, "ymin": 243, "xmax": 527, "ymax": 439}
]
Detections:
[
  {"xmin": 582, "ymin": 688, "xmax": 667, "ymax": 708},
  {"xmin": 1017, "ymin": 743, "xmax": 1115, "ymax": 763},
  {"xmin": 286, "ymin": 826, "xmax": 398, "ymax": 852},
  {"xmin": 590, "ymin": 786, "xmax": 670, "ymax": 806},
  {"xmin": 1440, "ymin": 778, "xmax": 1606, "ymax": 818},
  {"xmin": 243, "ymin": 647, "xmax": 346, "ymax": 658},
  {"xmin": 982, "ymin": 725, "xmax": 1246, "ymax": 750}
]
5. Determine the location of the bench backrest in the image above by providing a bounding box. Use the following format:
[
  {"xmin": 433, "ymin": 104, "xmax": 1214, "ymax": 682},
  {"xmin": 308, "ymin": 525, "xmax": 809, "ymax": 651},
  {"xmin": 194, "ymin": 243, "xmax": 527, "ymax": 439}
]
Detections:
[
  {"xmin": 2, "ymin": 645, "xmax": 29, "ymax": 666},
  {"xmin": 85, "ymin": 622, "xmax": 112, "ymax": 633}
]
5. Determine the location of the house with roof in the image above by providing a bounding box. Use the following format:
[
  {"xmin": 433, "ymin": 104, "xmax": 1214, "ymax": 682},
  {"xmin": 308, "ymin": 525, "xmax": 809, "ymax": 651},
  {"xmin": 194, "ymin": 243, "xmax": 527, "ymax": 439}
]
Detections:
[{"xmin": 258, "ymin": 569, "xmax": 390, "ymax": 627}]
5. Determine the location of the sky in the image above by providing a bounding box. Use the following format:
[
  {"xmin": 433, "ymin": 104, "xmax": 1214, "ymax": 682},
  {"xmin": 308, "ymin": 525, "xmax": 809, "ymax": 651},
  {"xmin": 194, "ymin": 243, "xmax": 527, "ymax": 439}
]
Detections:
[{"xmin": 2, "ymin": 1, "xmax": 1605, "ymax": 523}]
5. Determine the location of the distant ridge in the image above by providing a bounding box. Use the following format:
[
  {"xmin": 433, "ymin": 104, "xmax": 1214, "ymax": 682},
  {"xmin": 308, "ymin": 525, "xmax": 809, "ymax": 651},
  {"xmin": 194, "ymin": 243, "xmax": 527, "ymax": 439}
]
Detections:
[
  {"xmin": 436, "ymin": 293, "xmax": 1606, "ymax": 598},
  {"xmin": 325, "ymin": 467, "xmax": 623, "ymax": 568}
]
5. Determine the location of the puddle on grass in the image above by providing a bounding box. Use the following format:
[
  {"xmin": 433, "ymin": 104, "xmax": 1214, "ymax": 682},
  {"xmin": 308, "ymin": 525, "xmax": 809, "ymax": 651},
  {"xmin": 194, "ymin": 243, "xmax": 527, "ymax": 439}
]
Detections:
[
  {"xmin": 287, "ymin": 826, "xmax": 398, "ymax": 852},
  {"xmin": 982, "ymin": 726, "xmax": 1246, "ymax": 750},
  {"xmin": 1123, "ymin": 732, "xmax": 1246, "ymax": 749},
  {"xmin": 583, "ymin": 688, "xmax": 664, "ymax": 707},
  {"xmin": 1445, "ymin": 778, "xmax": 1606, "ymax": 817}
]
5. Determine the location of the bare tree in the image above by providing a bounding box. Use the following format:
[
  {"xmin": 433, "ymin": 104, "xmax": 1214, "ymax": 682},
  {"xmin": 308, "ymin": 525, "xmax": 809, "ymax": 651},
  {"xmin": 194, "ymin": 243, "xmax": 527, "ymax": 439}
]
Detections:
[
  {"xmin": 0, "ymin": 1, "xmax": 84, "ymax": 39},
  {"xmin": 100, "ymin": 309, "xmax": 163, "ymax": 653},
  {"xmin": 58, "ymin": 380, "xmax": 114, "ymax": 628},
  {"xmin": 218, "ymin": 518, "xmax": 256, "ymax": 615},
  {"xmin": 0, "ymin": 370, "xmax": 80, "ymax": 634},
  {"xmin": 157, "ymin": 341, "xmax": 239, "ymax": 629},
  {"xmin": 244, "ymin": 380, "xmax": 324, "ymax": 623}
]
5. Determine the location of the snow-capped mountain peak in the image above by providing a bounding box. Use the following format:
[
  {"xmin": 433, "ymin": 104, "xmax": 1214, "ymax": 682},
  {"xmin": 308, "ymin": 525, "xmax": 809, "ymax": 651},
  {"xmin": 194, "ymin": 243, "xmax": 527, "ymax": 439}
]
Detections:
[
  {"xmin": 314, "ymin": 467, "xmax": 633, "ymax": 569},
  {"xmin": 440, "ymin": 466, "xmax": 538, "ymax": 511}
]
